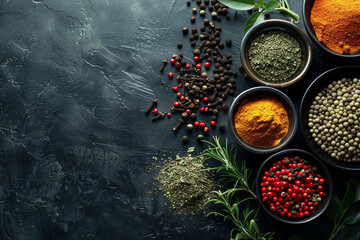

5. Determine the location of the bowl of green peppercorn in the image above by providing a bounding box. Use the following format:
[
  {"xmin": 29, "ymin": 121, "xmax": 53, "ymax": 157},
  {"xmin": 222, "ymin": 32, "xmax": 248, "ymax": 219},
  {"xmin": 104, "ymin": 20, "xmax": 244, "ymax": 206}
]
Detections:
[
  {"xmin": 240, "ymin": 19, "xmax": 312, "ymax": 88},
  {"xmin": 300, "ymin": 66, "xmax": 360, "ymax": 171}
]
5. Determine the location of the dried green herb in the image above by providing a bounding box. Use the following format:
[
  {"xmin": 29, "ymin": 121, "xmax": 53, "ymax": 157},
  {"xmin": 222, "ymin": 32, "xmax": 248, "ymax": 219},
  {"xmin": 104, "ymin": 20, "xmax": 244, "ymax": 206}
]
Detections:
[
  {"xmin": 248, "ymin": 30, "xmax": 302, "ymax": 82},
  {"xmin": 157, "ymin": 152, "xmax": 214, "ymax": 214}
]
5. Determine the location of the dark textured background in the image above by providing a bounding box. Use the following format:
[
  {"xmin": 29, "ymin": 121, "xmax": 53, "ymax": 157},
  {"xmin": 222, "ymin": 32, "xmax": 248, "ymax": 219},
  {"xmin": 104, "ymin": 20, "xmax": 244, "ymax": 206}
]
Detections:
[{"xmin": 0, "ymin": 0, "xmax": 359, "ymax": 239}]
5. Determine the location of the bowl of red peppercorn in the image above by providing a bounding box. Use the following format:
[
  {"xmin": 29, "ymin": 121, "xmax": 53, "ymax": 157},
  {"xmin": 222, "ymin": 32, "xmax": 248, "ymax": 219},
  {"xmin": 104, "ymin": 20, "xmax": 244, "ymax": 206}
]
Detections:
[{"xmin": 256, "ymin": 149, "xmax": 332, "ymax": 224}]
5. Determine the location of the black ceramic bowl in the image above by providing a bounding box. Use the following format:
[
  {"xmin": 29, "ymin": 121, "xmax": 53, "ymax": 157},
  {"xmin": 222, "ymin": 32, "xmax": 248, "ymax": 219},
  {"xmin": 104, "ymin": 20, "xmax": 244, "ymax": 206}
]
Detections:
[
  {"xmin": 256, "ymin": 149, "xmax": 333, "ymax": 224},
  {"xmin": 303, "ymin": 0, "xmax": 360, "ymax": 58},
  {"xmin": 229, "ymin": 87, "xmax": 297, "ymax": 154},
  {"xmin": 240, "ymin": 19, "xmax": 312, "ymax": 88},
  {"xmin": 300, "ymin": 66, "xmax": 360, "ymax": 171}
]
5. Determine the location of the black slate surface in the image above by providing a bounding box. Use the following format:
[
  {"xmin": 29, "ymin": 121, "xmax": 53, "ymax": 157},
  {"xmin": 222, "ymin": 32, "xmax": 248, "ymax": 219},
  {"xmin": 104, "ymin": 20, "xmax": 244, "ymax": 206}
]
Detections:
[{"xmin": 0, "ymin": 0, "xmax": 360, "ymax": 239}]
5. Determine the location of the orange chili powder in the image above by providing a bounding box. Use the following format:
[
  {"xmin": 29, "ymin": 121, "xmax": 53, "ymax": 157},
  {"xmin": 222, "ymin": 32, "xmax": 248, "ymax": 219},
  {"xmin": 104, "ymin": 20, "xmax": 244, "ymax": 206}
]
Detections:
[
  {"xmin": 234, "ymin": 95, "xmax": 289, "ymax": 147},
  {"xmin": 311, "ymin": 0, "xmax": 360, "ymax": 54}
]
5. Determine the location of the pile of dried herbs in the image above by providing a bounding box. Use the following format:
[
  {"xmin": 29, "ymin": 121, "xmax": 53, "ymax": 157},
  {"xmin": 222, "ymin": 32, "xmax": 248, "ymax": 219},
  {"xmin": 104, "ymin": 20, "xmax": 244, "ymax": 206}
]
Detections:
[{"xmin": 157, "ymin": 150, "xmax": 214, "ymax": 214}]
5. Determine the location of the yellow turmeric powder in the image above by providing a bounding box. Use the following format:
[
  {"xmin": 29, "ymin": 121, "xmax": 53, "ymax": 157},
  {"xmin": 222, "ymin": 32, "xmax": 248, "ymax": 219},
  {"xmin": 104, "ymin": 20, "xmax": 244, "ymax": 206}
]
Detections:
[
  {"xmin": 234, "ymin": 95, "xmax": 288, "ymax": 147},
  {"xmin": 311, "ymin": 0, "xmax": 360, "ymax": 54}
]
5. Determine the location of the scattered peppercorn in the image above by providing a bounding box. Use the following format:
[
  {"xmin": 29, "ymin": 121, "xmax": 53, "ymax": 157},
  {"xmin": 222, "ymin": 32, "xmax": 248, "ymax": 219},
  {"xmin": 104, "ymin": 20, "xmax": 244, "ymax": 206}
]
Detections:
[
  {"xmin": 182, "ymin": 27, "xmax": 189, "ymax": 35},
  {"xmin": 177, "ymin": 42, "xmax": 183, "ymax": 49}
]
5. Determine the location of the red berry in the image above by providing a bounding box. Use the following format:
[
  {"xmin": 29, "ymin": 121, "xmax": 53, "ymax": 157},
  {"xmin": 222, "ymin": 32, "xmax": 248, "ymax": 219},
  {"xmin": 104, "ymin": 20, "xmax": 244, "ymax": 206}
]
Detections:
[
  {"xmin": 204, "ymin": 107, "xmax": 209, "ymax": 112},
  {"xmin": 168, "ymin": 72, "xmax": 174, "ymax": 79},
  {"xmin": 204, "ymin": 61, "xmax": 211, "ymax": 68},
  {"xmin": 172, "ymin": 86, "xmax": 178, "ymax": 91},
  {"xmin": 261, "ymin": 187, "xmax": 267, "ymax": 193},
  {"xmin": 174, "ymin": 102, "xmax": 180, "ymax": 108},
  {"xmin": 203, "ymin": 127, "xmax": 209, "ymax": 133},
  {"xmin": 319, "ymin": 191, "xmax": 325, "ymax": 197},
  {"xmin": 200, "ymin": 122, "xmax": 206, "ymax": 128},
  {"xmin": 178, "ymin": 83, "xmax": 182, "ymax": 88},
  {"xmin": 186, "ymin": 64, "xmax": 190, "ymax": 69},
  {"xmin": 304, "ymin": 211, "xmax": 310, "ymax": 217},
  {"xmin": 196, "ymin": 63, "xmax": 201, "ymax": 69},
  {"xmin": 180, "ymin": 96, "xmax": 185, "ymax": 101},
  {"xmin": 194, "ymin": 121, "xmax": 200, "ymax": 127},
  {"xmin": 200, "ymin": 107, "xmax": 205, "ymax": 112},
  {"xmin": 299, "ymin": 212, "xmax": 304, "ymax": 218},
  {"xmin": 185, "ymin": 109, "xmax": 192, "ymax": 115},
  {"xmin": 170, "ymin": 58, "xmax": 176, "ymax": 64},
  {"xmin": 203, "ymin": 97, "xmax": 208, "ymax": 102},
  {"xmin": 176, "ymin": 92, "xmax": 182, "ymax": 98},
  {"xmin": 210, "ymin": 121, "xmax": 216, "ymax": 127},
  {"xmin": 270, "ymin": 206, "xmax": 276, "ymax": 212},
  {"xmin": 194, "ymin": 56, "xmax": 199, "ymax": 61},
  {"xmin": 306, "ymin": 177, "xmax": 311, "ymax": 182},
  {"xmin": 153, "ymin": 109, "xmax": 158, "ymax": 114},
  {"xmin": 167, "ymin": 113, "xmax": 171, "ymax": 117},
  {"xmin": 319, "ymin": 179, "xmax": 325, "ymax": 185}
]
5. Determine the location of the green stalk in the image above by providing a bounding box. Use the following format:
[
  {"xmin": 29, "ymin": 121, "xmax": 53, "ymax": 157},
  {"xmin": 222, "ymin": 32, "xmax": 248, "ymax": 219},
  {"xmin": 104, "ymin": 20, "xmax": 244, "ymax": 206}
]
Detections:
[{"xmin": 274, "ymin": 0, "xmax": 299, "ymax": 23}]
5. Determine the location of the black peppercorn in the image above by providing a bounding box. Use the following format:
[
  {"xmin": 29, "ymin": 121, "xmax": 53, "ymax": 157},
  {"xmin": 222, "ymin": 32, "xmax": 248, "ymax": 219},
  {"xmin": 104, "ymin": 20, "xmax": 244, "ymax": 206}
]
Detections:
[
  {"xmin": 191, "ymin": 41, "xmax": 196, "ymax": 47},
  {"xmin": 190, "ymin": 16, "xmax": 196, "ymax": 23},
  {"xmin": 197, "ymin": 134, "xmax": 204, "ymax": 141},
  {"xmin": 182, "ymin": 136, "xmax": 189, "ymax": 143},
  {"xmin": 177, "ymin": 42, "xmax": 183, "ymax": 49},
  {"xmin": 187, "ymin": 1, "xmax": 191, "ymax": 6},
  {"xmin": 182, "ymin": 27, "xmax": 189, "ymax": 35},
  {"xmin": 219, "ymin": 123, "xmax": 225, "ymax": 131}
]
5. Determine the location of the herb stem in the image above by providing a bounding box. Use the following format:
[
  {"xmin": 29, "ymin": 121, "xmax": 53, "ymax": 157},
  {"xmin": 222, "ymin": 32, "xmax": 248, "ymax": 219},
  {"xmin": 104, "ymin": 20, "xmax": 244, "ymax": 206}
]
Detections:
[{"xmin": 275, "ymin": 0, "xmax": 299, "ymax": 23}]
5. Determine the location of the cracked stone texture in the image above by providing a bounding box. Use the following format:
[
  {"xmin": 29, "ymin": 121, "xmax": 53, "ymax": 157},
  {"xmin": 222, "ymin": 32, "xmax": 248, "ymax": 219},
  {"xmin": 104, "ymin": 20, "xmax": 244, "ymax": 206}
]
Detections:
[{"xmin": 0, "ymin": 0, "xmax": 359, "ymax": 239}]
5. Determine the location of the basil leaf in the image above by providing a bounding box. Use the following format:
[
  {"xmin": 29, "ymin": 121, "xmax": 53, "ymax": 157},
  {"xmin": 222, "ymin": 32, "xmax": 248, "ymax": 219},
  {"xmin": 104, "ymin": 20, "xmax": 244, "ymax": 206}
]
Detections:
[
  {"xmin": 343, "ymin": 229, "xmax": 360, "ymax": 240},
  {"xmin": 244, "ymin": 11, "xmax": 265, "ymax": 34},
  {"xmin": 343, "ymin": 201, "xmax": 360, "ymax": 225},
  {"xmin": 259, "ymin": 0, "xmax": 265, "ymax": 6},
  {"xmin": 254, "ymin": 3, "xmax": 262, "ymax": 9},
  {"xmin": 325, "ymin": 196, "xmax": 343, "ymax": 222},
  {"xmin": 219, "ymin": 0, "xmax": 255, "ymax": 10},
  {"xmin": 264, "ymin": 0, "xmax": 278, "ymax": 12}
]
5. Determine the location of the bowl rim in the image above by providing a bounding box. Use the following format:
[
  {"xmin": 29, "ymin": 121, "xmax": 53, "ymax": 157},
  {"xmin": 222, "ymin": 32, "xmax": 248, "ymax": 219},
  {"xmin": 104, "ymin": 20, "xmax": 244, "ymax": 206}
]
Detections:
[
  {"xmin": 302, "ymin": 0, "xmax": 360, "ymax": 58},
  {"xmin": 299, "ymin": 66, "xmax": 360, "ymax": 171},
  {"xmin": 256, "ymin": 148, "xmax": 333, "ymax": 224},
  {"xmin": 228, "ymin": 86, "xmax": 298, "ymax": 154},
  {"xmin": 240, "ymin": 19, "xmax": 313, "ymax": 88}
]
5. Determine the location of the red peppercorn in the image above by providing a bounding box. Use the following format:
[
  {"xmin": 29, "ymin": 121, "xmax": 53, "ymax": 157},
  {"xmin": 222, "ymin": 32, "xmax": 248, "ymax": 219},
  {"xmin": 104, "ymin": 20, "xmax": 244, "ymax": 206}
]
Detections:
[
  {"xmin": 203, "ymin": 97, "xmax": 208, "ymax": 102},
  {"xmin": 178, "ymin": 83, "xmax": 182, "ymax": 88},
  {"xmin": 172, "ymin": 86, "xmax": 178, "ymax": 91},
  {"xmin": 319, "ymin": 191, "xmax": 325, "ymax": 197},
  {"xmin": 319, "ymin": 179, "xmax": 325, "ymax": 185},
  {"xmin": 167, "ymin": 113, "xmax": 171, "ymax": 117},
  {"xmin": 153, "ymin": 109, "xmax": 158, "ymax": 114},
  {"xmin": 203, "ymin": 127, "xmax": 209, "ymax": 133},
  {"xmin": 186, "ymin": 64, "xmax": 190, "ymax": 69},
  {"xmin": 196, "ymin": 63, "xmax": 201, "ymax": 69},
  {"xmin": 200, "ymin": 107, "xmax": 205, "ymax": 112},
  {"xmin": 200, "ymin": 122, "xmax": 206, "ymax": 128},
  {"xmin": 210, "ymin": 121, "xmax": 216, "ymax": 127},
  {"xmin": 270, "ymin": 206, "xmax": 276, "ymax": 212},
  {"xmin": 299, "ymin": 212, "xmax": 304, "ymax": 218},
  {"xmin": 174, "ymin": 102, "xmax": 180, "ymax": 108},
  {"xmin": 194, "ymin": 121, "xmax": 200, "ymax": 127},
  {"xmin": 168, "ymin": 72, "xmax": 174, "ymax": 79},
  {"xmin": 180, "ymin": 96, "xmax": 185, "ymax": 101},
  {"xmin": 176, "ymin": 92, "xmax": 182, "ymax": 98},
  {"xmin": 185, "ymin": 109, "xmax": 192, "ymax": 115},
  {"xmin": 170, "ymin": 58, "xmax": 176, "ymax": 64},
  {"xmin": 194, "ymin": 56, "xmax": 199, "ymax": 61},
  {"xmin": 204, "ymin": 107, "xmax": 209, "ymax": 112},
  {"xmin": 261, "ymin": 187, "xmax": 267, "ymax": 193},
  {"xmin": 204, "ymin": 61, "xmax": 211, "ymax": 68}
]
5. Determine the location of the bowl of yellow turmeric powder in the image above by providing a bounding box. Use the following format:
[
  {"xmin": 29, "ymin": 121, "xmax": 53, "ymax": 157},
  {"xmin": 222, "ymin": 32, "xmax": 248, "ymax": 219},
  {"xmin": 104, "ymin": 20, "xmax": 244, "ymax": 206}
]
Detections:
[
  {"xmin": 229, "ymin": 86, "xmax": 297, "ymax": 154},
  {"xmin": 304, "ymin": 0, "xmax": 360, "ymax": 57}
]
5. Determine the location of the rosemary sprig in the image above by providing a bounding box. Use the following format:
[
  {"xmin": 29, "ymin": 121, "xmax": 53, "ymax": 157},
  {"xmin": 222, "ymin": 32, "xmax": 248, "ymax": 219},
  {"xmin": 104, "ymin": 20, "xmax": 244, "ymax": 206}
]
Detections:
[
  {"xmin": 202, "ymin": 136, "xmax": 257, "ymax": 199},
  {"xmin": 203, "ymin": 137, "xmax": 275, "ymax": 240}
]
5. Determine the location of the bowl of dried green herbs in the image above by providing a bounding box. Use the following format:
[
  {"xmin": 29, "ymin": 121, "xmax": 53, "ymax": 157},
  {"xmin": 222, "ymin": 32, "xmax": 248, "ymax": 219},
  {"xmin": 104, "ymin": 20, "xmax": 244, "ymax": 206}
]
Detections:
[{"xmin": 240, "ymin": 19, "xmax": 312, "ymax": 88}]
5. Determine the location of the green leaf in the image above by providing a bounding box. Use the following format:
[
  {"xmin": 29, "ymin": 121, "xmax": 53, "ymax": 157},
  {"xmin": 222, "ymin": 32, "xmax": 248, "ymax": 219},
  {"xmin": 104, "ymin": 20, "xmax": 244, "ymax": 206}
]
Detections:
[
  {"xmin": 344, "ymin": 201, "xmax": 360, "ymax": 225},
  {"xmin": 219, "ymin": 0, "xmax": 255, "ymax": 10},
  {"xmin": 244, "ymin": 11, "xmax": 265, "ymax": 34},
  {"xmin": 254, "ymin": 3, "xmax": 262, "ymax": 9},
  {"xmin": 249, "ymin": 219, "xmax": 260, "ymax": 237},
  {"xmin": 325, "ymin": 196, "xmax": 343, "ymax": 222},
  {"xmin": 343, "ymin": 229, "xmax": 360, "ymax": 240},
  {"xmin": 259, "ymin": 0, "xmax": 264, "ymax": 6},
  {"xmin": 350, "ymin": 180, "xmax": 360, "ymax": 202},
  {"xmin": 264, "ymin": 0, "xmax": 278, "ymax": 12},
  {"xmin": 342, "ymin": 182, "xmax": 356, "ymax": 210}
]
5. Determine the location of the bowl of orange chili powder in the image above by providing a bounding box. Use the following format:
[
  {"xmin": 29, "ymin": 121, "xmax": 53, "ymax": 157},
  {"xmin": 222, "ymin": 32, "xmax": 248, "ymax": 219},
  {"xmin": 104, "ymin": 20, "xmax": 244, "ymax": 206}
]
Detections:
[
  {"xmin": 304, "ymin": 0, "xmax": 360, "ymax": 57},
  {"xmin": 229, "ymin": 87, "xmax": 298, "ymax": 154}
]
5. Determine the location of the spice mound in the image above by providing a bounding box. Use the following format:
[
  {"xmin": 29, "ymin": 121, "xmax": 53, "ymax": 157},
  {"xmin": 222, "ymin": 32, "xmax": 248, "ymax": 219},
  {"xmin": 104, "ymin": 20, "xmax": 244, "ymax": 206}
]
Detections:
[
  {"xmin": 234, "ymin": 95, "xmax": 289, "ymax": 147},
  {"xmin": 311, "ymin": 0, "xmax": 360, "ymax": 54},
  {"xmin": 308, "ymin": 77, "xmax": 360, "ymax": 162},
  {"xmin": 248, "ymin": 30, "xmax": 302, "ymax": 82},
  {"xmin": 157, "ymin": 154, "xmax": 213, "ymax": 214},
  {"xmin": 260, "ymin": 156, "xmax": 326, "ymax": 219}
]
